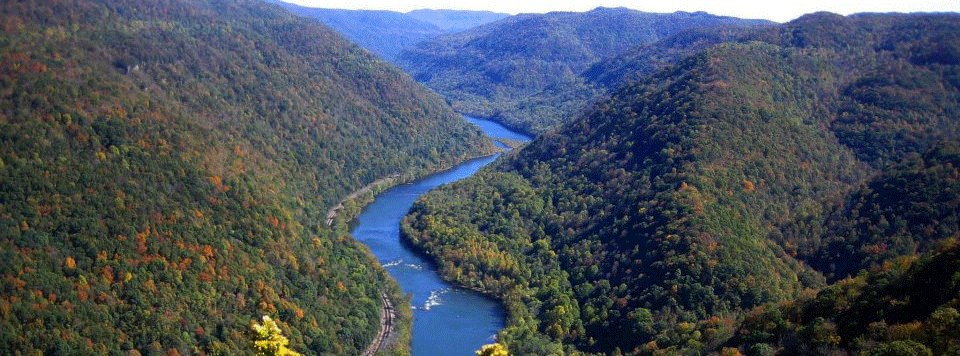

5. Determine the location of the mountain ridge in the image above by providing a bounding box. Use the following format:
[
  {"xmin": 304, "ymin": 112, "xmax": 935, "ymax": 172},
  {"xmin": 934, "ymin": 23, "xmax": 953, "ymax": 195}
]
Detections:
[
  {"xmin": 269, "ymin": 1, "xmax": 508, "ymax": 62},
  {"xmin": 398, "ymin": 7, "xmax": 773, "ymax": 134},
  {"xmin": 401, "ymin": 12, "xmax": 960, "ymax": 354},
  {"xmin": 405, "ymin": 9, "xmax": 509, "ymax": 32}
]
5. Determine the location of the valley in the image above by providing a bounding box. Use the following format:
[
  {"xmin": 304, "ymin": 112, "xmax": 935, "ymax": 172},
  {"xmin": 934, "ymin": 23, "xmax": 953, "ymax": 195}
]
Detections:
[{"xmin": 352, "ymin": 116, "xmax": 530, "ymax": 355}]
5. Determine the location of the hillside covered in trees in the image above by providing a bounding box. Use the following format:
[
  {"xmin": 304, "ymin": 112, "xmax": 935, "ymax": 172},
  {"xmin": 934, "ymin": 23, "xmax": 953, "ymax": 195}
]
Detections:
[
  {"xmin": 402, "ymin": 13, "xmax": 960, "ymax": 354},
  {"xmin": 730, "ymin": 147, "xmax": 960, "ymax": 355},
  {"xmin": 398, "ymin": 7, "xmax": 771, "ymax": 134},
  {"xmin": 267, "ymin": 1, "xmax": 443, "ymax": 63},
  {"xmin": 0, "ymin": 0, "xmax": 493, "ymax": 354}
]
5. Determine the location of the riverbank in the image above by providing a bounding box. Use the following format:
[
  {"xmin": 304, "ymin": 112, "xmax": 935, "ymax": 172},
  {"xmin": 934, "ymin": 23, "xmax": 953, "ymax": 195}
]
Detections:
[
  {"xmin": 326, "ymin": 151, "xmax": 500, "ymax": 230},
  {"xmin": 326, "ymin": 174, "xmax": 403, "ymax": 226},
  {"xmin": 349, "ymin": 117, "xmax": 528, "ymax": 355},
  {"xmin": 333, "ymin": 136, "xmax": 500, "ymax": 355},
  {"xmin": 456, "ymin": 111, "xmax": 538, "ymax": 139}
]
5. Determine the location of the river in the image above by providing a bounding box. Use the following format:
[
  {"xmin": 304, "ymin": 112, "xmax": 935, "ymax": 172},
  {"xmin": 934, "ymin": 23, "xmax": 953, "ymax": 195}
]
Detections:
[{"xmin": 351, "ymin": 116, "xmax": 531, "ymax": 355}]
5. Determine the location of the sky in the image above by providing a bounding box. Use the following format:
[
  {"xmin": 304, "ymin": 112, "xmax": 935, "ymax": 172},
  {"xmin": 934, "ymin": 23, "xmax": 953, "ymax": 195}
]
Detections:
[{"xmin": 285, "ymin": 0, "xmax": 960, "ymax": 23}]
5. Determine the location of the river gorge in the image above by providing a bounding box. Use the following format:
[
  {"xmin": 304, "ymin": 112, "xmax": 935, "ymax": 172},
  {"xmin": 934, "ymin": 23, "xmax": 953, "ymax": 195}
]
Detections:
[{"xmin": 351, "ymin": 116, "xmax": 531, "ymax": 355}]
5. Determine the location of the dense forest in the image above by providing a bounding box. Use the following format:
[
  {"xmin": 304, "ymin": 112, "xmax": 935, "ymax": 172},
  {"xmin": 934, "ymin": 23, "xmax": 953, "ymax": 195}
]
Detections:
[
  {"xmin": 0, "ymin": 0, "xmax": 492, "ymax": 354},
  {"xmin": 398, "ymin": 7, "xmax": 771, "ymax": 134},
  {"xmin": 402, "ymin": 13, "xmax": 960, "ymax": 354},
  {"xmin": 582, "ymin": 25, "xmax": 758, "ymax": 90},
  {"xmin": 730, "ymin": 145, "xmax": 960, "ymax": 355}
]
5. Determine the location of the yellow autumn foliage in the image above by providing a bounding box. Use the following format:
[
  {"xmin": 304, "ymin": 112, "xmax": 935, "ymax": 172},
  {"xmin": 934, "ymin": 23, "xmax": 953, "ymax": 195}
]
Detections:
[
  {"xmin": 250, "ymin": 316, "xmax": 301, "ymax": 356},
  {"xmin": 476, "ymin": 343, "xmax": 509, "ymax": 356}
]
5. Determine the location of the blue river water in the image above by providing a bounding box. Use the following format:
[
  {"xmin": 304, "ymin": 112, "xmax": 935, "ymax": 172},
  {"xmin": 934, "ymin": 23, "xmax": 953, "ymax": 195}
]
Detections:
[{"xmin": 351, "ymin": 116, "xmax": 531, "ymax": 356}]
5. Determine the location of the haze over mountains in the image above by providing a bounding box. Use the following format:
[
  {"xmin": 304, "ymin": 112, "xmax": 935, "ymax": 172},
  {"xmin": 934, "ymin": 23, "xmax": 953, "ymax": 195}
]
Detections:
[
  {"xmin": 405, "ymin": 9, "xmax": 509, "ymax": 32},
  {"xmin": 268, "ymin": 0, "xmax": 508, "ymax": 62}
]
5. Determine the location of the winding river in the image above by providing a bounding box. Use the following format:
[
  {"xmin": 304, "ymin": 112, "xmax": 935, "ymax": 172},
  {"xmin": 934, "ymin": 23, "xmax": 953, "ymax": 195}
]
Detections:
[{"xmin": 351, "ymin": 116, "xmax": 531, "ymax": 355}]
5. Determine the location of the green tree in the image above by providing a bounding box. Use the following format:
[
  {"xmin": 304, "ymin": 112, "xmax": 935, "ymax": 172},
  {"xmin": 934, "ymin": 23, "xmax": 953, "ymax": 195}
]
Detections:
[{"xmin": 871, "ymin": 341, "xmax": 933, "ymax": 356}]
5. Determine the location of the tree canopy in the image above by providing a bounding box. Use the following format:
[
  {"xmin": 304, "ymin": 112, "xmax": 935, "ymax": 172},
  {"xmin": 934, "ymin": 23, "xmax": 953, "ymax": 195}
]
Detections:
[
  {"xmin": 0, "ymin": 0, "xmax": 490, "ymax": 354},
  {"xmin": 402, "ymin": 12, "xmax": 960, "ymax": 354}
]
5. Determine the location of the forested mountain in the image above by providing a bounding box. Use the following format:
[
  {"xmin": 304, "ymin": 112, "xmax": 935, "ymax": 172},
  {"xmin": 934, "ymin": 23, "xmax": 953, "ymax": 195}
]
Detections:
[
  {"xmin": 269, "ymin": 2, "xmax": 508, "ymax": 62},
  {"xmin": 268, "ymin": 1, "xmax": 445, "ymax": 62},
  {"xmin": 0, "ymin": 0, "xmax": 492, "ymax": 354},
  {"xmin": 402, "ymin": 13, "xmax": 960, "ymax": 354},
  {"xmin": 781, "ymin": 143, "xmax": 960, "ymax": 282},
  {"xmin": 582, "ymin": 25, "xmax": 758, "ymax": 89},
  {"xmin": 731, "ymin": 145, "xmax": 960, "ymax": 355},
  {"xmin": 398, "ymin": 7, "xmax": 771, "ymax": 134},
  {"xmin": 405, "ymin": 9, "xmax": 509, "ymax": 32}
]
